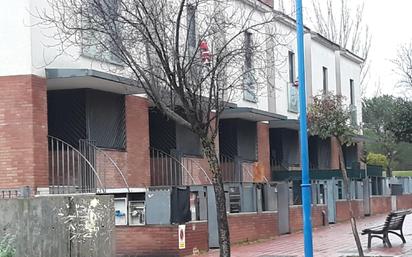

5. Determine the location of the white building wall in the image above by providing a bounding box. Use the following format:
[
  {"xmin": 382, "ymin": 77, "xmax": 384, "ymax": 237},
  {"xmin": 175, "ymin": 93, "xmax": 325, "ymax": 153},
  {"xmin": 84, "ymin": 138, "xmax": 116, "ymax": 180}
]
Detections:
[
  {"xmin": 29, "ymin": 0, "xmax": 125, "ymax": 78},
  {"xmin": 272, "ymin": 22, "xmax": 298, "ymax": 119},
  {"xmin": 308, "ymin": 39, "xmax": 338, "ymax": 96},
  {"xmin": 0, "ymin": 0, "xmax": 363, "ymax": 121},
  {"xmin": 340, "ymin": 54, "xmax": 362, "ymax": 125},
  {"xmin": 0, "ymin": 0, "xmax": 32, "ymax": 76}
]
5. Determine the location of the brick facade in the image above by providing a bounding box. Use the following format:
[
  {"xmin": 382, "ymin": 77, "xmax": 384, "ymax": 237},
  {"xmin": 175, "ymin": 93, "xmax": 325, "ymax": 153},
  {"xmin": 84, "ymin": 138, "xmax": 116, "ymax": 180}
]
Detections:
[
  {"xmin": 0, "ymin": 75, "xmax": 48, "ymax": 191},
  {"xmin": 330, "ymin": 137, "xmax": 340, "ymax": 169},
  {"xmin": 289, "ymin": 205, "xmax": 327, "ymax": 233},
  {"xmin": 256, "ymin": 122, "xmax": 270, "ymax": 181},
  {"xmin": 336, "ymin": 199, "xmax": 364, "ymax": 222},
  {"xmin": 396, "ymin": 194, "xmax": 412, "ymax": 210},
  {"xmin": 115, "ymin": 222, "xmax": 208, "ymax": 257},
  {"xmin": 99, "ymin": 150, "xmax": 128, "ymax": 189},
  {"xmin": 370, "ymin": 196, "xmax": 392, "ymax": 215},
  {"xmin": 125, "ymin": 96, "xmax": 150, "ymax": 187},
  {"xmin": 228, "ymin": 212, "xmax": 278, "ymax": 243}
]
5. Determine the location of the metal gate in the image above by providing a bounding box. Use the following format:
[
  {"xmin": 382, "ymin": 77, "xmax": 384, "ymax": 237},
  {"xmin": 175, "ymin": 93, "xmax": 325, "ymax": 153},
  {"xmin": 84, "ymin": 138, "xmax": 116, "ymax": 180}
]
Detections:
[
  {"xmin": 277, "ymin": 182, "xmax": 290, "ymax": 234},
  {"xmin": 363, "ymin": 178, "xmax": 371, "ymax": 216},
  {"xmin": 326, "ymin": 178, "xmax": 336, "ymax": 224},
  {"xmin": 207, "ymin": 185, "xmax": 219, "ymax": 248}
]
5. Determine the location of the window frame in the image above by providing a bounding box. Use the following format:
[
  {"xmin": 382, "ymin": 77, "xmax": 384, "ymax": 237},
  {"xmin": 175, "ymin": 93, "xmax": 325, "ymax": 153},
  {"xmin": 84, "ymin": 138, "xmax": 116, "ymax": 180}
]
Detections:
[{"xmin": 243, "ymin": 31, "xmax": 257, "ymax": 102}]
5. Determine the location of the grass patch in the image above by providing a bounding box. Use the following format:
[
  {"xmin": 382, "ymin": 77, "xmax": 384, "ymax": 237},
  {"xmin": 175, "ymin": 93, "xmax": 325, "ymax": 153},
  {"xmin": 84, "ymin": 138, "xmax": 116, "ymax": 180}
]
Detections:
[{"xmin": 393, "ymin": 170, "xmax": 412, "ymax": 177}]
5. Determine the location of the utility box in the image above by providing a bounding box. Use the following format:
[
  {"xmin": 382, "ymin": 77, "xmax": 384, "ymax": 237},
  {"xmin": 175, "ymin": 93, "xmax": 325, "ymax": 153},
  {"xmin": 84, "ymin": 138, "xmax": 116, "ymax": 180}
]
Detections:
[
  {"xmin": 145, "ymin": 188, "xmax": 171, "ymax": 225},
  {"xmin": 390, "ymin": 184, "xmax": 403, "ymax": 195}
]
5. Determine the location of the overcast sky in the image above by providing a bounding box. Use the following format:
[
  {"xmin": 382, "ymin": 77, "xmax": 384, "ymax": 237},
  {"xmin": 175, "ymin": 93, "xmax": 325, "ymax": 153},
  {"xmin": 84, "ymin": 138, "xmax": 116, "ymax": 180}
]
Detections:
[
  {"xmin": 362, "ymin": 0, "xmax": 412, "ymax": 97},
  {"xmin": 287, "ymin": 0, "xmax": 412, "ymax": 98}
]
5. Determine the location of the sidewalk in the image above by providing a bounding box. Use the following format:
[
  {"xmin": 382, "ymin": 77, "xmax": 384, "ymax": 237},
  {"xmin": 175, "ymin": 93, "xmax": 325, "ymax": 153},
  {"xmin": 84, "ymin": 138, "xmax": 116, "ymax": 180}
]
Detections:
[{"xmin": 199, "ymin": 214, "xmax": 412, "ymax": 257}]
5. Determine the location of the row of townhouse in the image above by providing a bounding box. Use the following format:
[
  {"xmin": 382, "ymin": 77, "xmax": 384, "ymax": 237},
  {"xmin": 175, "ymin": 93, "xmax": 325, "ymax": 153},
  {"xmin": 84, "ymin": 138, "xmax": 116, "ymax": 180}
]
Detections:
[{"xmin": 0, "ymin": 0, "xmax": 365, "ymax": 255}]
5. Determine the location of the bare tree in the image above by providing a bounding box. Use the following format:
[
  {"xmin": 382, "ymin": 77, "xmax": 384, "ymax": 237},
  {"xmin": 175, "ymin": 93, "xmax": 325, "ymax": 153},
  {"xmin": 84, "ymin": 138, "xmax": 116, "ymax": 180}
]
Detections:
[
  {"xmin": 393, "ymin": 43, "xmax": 412, "ymax": 94},
  {"xmin": 36, "ymin": 1, "xmax": 284, "ymax": 256},
  {"xmin": 310, "ymin": 0, "xmax": 371, "ymax": 95}
]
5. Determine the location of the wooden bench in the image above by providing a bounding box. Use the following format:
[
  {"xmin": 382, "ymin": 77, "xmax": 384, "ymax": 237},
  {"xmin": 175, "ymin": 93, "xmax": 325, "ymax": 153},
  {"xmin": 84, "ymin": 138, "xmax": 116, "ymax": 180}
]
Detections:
[{"xmin": 362, "ymin": 210, "xmax": 411, "ymax": 248}]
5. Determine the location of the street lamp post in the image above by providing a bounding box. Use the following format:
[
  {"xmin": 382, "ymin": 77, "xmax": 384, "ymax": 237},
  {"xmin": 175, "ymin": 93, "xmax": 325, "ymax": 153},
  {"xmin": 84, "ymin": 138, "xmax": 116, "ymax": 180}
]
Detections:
[{"xmin": 295, "ymin": 1, "xmax": 314, "ymax": 257}]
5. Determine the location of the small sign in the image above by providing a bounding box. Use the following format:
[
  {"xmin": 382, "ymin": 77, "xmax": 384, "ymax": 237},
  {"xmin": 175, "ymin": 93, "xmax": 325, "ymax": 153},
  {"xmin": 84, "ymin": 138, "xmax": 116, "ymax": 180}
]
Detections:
[{"xmin": 178, "ymin": 224, "xmax": 186, "ymax": 249}]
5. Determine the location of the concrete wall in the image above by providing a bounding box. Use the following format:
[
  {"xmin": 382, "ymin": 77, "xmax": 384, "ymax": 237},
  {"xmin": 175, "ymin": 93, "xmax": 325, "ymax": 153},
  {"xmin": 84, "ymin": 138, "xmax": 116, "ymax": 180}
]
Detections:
[{"xmin": 0, "ymin": 195, "xmax": 115, "ymax": 257}]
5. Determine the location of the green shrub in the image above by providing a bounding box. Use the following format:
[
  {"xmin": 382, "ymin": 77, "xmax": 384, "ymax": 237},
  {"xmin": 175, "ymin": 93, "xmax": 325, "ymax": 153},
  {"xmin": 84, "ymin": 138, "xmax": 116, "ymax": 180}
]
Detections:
[
  {"xmin": 367, "ymin": 152, "xmax": 388, "ymax": 168},
  {"xmin": 0, "ymin": 236, "xmax": 15, "ymax": 257}
]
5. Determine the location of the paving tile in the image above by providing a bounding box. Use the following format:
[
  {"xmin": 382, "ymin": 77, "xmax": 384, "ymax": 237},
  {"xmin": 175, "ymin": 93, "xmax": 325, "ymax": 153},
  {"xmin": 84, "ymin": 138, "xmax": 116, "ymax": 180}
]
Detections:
[{"xmin": 198, "ymin": 214, "xmax": 412, "ymax": 257}]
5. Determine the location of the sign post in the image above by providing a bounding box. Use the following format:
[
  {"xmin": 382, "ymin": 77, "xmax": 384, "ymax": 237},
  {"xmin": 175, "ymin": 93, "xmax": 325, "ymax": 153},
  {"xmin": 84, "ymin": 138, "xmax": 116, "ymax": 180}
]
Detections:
[
  {"xmin": 178, "ymin": 224, "xmax": 186, "ymax": 249},
  {"xmin": 295, "ymin": 0, "xmax": 314, "ymax": 256}
]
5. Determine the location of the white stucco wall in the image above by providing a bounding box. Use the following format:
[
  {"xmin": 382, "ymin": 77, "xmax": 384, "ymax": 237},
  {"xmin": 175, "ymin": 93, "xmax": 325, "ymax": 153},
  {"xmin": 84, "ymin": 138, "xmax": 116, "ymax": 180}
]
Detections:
[
  {"xmin": 308, "ymin": 39, "xmax": 338, "ymax": 96},
  {"xmin": 340, "ymin": 54, "xmax": 362, "ymax": 125},
  {"xmin": 272, "ymin": 22, "xmax": 298, "ymax": 119}
]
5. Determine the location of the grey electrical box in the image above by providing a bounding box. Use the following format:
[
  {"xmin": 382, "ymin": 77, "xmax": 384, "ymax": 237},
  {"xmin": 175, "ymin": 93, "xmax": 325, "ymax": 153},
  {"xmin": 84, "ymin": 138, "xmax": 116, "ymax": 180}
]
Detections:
[
  {"xmin": 391, "ymin": 184, "xmax": 403, "ymax": 195},
  {"xmin": 145, "ymin": 188, "xmax": 171, "ymax": 225}
]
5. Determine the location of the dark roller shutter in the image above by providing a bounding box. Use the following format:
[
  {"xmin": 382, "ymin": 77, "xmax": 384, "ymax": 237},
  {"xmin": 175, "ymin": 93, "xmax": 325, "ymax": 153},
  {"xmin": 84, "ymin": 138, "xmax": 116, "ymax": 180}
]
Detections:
[{"xmin": 86, "ymin": 90, "xmax": 126, "ymax": 149}]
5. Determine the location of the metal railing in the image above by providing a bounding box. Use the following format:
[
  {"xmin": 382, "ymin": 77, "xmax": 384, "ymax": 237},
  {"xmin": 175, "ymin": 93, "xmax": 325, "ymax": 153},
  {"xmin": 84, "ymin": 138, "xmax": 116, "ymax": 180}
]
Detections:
[
  {"xmin": 219, "ymin": 154, "xmax": 239, "ymax": 182},
  {"xmin": 241, "ymin": 161, "xmax": 255, "ymax": 182},
  {"xmin": 48, "ymin": 136, "xmax": 105, "ymax": 194},
  {"xmin": 79, "ymin": 140, "xmax": 130, "ymax": 192},
  {"xmin": 181, "ymin": 156, "xmax": 212, "ymax": 185},
  {"xmin": 150, "ymin": 148, "xmax": 196, "ymax": 186},
  {"xmin": 0, "ymin": 187, "xmax": 30, "ymax": 199}
]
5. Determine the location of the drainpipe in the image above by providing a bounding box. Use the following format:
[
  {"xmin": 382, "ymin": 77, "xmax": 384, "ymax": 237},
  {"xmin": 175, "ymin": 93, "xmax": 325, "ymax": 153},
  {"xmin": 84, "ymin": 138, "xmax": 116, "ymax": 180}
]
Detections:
[{"xmin": 295, "ymin": 1, "xmax": 314, "ymax": 257}]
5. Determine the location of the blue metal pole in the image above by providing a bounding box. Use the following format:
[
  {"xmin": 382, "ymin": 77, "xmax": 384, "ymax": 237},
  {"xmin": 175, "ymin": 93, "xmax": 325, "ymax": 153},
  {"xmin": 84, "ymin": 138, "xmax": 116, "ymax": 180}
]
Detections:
[{"xmin": 295, "ymin": 1, "xmax": 314, "ymax": 257}]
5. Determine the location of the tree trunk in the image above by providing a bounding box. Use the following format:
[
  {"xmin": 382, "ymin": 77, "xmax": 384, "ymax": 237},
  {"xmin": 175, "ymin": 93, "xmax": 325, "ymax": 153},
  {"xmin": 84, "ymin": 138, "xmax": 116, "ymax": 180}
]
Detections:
[
  {"xmin": 201, "ymin": 136, "xmax": 231, "ymax": 257},
  {"xmin": 386, "ymin": 157, "xmax": 393, "ymax": 177},
  {"xmin": 336, "ymin": 137, "xmax": 364, "ymax": 257}
]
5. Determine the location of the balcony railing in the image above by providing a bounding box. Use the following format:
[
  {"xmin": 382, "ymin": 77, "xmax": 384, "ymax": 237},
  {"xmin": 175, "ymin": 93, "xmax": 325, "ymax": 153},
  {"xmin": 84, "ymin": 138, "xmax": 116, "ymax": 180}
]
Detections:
[
  {"xmin": 48, "ymin": 136, "xmax": 105, "ymax": 194},
  {"xmin": 150, "ymin": 148, "xmax": 211, "ymax": 186}
]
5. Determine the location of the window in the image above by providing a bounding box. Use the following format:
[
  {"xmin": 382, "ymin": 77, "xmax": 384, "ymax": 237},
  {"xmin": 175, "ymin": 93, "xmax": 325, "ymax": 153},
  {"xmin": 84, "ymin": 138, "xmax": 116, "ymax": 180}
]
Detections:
[
  {"xmin": 288, "ymin": 51, "xmax": 295, "ymax": 83},
  {"xmin": 288, "ymin": 51, "xmax": 298, "ymax": 113},
  {"xmin": 82, "ymin": 0, "xmax": 122, "ymax": 64},
  {"xmin": 349, "ymin": 79, "xmax": 357, "ymax": 124},
  {"xmin": 243, "ymin": 32, "xmax": 257, "ymax": 102},
  {"xmin": 322, "ymin": 66, "xmax": 328, "ymax": 93},
  {"xmin": 187, "ymin": 4, "xmax": 197, "ymax": 49},
  {"xmin": 350, "ymin": 79, "xmax": 355, "ymax": 105}
]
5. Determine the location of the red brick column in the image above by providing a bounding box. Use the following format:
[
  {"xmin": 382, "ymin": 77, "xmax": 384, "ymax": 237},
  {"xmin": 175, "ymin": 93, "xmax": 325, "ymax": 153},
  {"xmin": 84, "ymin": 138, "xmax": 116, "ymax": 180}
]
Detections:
[
  {"xmin": 257, "ymin": 122, "xmax": 270, "ymax": 181},
  {"xmin": 330, "ymin": 137, "xmax": 340, "ymax": 169},
  {"xmin": 0, "ymin": 75, "xmax": 48, "ymax": 190},
  {"xmin": 125, "ymin": 96, "xmax": 150, "ymax": 187}
]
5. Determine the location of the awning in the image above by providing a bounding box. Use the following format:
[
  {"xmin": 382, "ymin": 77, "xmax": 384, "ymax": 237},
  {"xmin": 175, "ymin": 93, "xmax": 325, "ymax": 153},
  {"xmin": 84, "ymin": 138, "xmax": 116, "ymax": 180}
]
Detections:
[
  {"xmin": 220, "ymin": 107, "xmax": 286, "ymax": 122},
  {"xmin": 46, "ymin": 68, "xmax": 144, "ymax": 95},
  {"xmin": 269, "ymin": 119, "xmax": 299, "ymax": 130}
]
